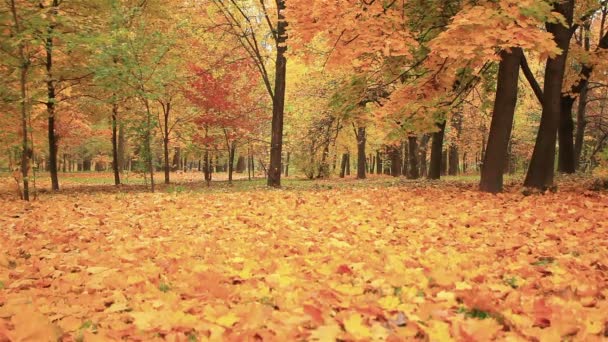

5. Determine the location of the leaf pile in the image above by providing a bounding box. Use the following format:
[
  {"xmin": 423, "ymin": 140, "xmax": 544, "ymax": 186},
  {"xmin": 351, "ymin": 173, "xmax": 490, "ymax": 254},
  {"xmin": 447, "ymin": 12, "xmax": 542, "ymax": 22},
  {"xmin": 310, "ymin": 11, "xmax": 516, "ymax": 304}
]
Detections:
[{"xmin": 0, "ymin": 186, "xmax": 607, "ymax": 341}]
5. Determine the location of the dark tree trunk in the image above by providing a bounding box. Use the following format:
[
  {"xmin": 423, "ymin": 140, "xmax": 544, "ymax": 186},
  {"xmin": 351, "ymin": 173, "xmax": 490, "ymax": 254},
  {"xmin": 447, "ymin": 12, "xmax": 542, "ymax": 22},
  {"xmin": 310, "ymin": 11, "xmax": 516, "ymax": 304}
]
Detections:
[
  {"xmin": 524, "ymin": 0, "xmax": 574, "ymax": 189},
  {"xmin": 428, "ymin": 121, "xmax": 446, "ymax": 180},
  {"xmin": 448, "ymin": 146, "xmax": 459, "ymax": 175},
  {"xmin": 401, "ymin": 141, "xmax": 408, "ymax": 176},
  {"xmin": 118, "ymin": 120, "xmax": 125, "ymax": 171},
  {"xmin": 356, "ymin": 126, "xmax": 366, "ymax": 179},
  {"xmin": 389, "ymin": 146, "xmax": 401, "ymax": 177},
  {"xmin": 441, "ymin": 150, "xmax": 448, "ymax": 176},
  {"xmin": 408, "ymin": 136, "xmax": 419, "ymax": 179},
  {"xmin": 203, "ymin": 149, "xmax": 211, "ymax": 184},
  {"xmin": 228, "ymin": 143, "xmax": 236, "ymax": 184},
  {"xmin": 111, "ymin": 102, "xmax": 121, "ymax": 186},
  {"xmin": 11, "ymin": 0, "xmax": 30, "ymax": 200},
  {"xmin": 346, "ymin": 153, "xmax": 351, "ymax": 176},
  {"xmin": 162, "ymin": 102, "xmax": 171, "ymax": 184},
  {"xmin": 45, "ymin": 5, "xmax": 59, "ymax": 191},
  {"xmin": 236, "ymin": 156, "xmax": 246, "ymax": 173},
  {"xmin": 267, "ymin": 0, "xmax": 287, "ymax": 188},
  {"xmin": 376, "ymin": 150, "xmax": 382, "ymax": 174},
  {"xmin": 340, "ymin": 153, "xmax": 348, "ymax": 178},
  {"xmin": 479, "ymin": 48, "xmax": 522, "ymax": 193},
  {"xmin": 574, "ymin": 83, "xmax": 588, "ymax": 169},
  {"xmin": 558, "ymin": 96, "xmax": 576, "ymax": 173}
]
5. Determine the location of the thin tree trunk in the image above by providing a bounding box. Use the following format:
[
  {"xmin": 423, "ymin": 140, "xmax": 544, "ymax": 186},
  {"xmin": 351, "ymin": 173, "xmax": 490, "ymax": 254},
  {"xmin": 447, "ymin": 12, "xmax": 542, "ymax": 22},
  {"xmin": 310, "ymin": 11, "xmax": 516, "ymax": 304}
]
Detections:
[
  {"xmin": 45, "ymin": 1, "xmax": 59, "ymax": 191},
  {"xmin": 480, "ymin": 48, "xmax": 522, "ymax": 193},
  {"xmin": 428, "ymin": 121, "xmax": 446, "ymax": 180},
  {"xmin": 143, "ymin": 100, "xmax": 155, "ymax": 192},
  {"xmin": 340, "ymin": 153, "xmax": 348, "ymax": 178},
  {"xmin": 285, "ymin": 152, "xmax": 290, "ymax": 177},
  {"xmin": 574, "ymin": 83, "xmax": 588, "ymax": 169},
  {"xmin": 376, "ymin": 150, "xmax": 382, "ymax": 174},
  {"xmin": 228, "ymin": 143, "xmax": 236, "ymax": 184},
  {"xmin": 390, "ymin": 145, "xmax": 401, "ymax": 177},
  {"xmin": 267, "ymin": 0, "xmax": 288, "ymax": 187},
  {"xmin": 356, "ymin": 126, "xmax": 366, "ymax": 179},
  {"xmin": 111, "ymin": 101, "xmax": 121, "ymax": 185},
  {"xmin": 408, "ymin": 136, "xmax": 419, "ymax": 179},
  {"xmin": 163, "ymin": 102, "xmax": 171, "ymax": 184},
  {"xmin": 11, "ymin": 0, "xmax": 30, "ymax": 200}
]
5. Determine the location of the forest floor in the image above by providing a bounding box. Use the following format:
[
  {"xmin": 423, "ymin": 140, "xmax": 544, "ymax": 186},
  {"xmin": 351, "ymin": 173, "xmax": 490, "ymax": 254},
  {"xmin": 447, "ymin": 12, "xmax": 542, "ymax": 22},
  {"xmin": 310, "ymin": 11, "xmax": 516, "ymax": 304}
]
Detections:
[{"xmin": 0, "ymin": 173, "xmax": 607, "ymax": 341}]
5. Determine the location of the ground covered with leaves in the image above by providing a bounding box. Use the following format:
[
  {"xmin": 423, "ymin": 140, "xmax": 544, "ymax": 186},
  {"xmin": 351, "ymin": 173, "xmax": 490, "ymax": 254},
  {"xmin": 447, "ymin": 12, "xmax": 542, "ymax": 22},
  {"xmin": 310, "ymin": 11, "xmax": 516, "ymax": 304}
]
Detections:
[{"xmin": 0, "ymin": 178, "xmax": 607, "ymax": 341}]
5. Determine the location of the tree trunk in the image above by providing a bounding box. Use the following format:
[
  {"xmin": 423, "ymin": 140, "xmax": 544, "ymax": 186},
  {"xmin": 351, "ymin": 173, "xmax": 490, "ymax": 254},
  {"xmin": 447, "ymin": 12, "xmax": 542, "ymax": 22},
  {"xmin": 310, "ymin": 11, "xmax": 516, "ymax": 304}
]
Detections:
[
  {"xmin": 376, "ymin": 150, "xmax": 382, "ymax": 174},
  {"xmin": 45, "ymin": 3, "xmax": 59, "ymax": 191},
  {"xmin": 203, "ymin": 149, "xmax": 211, "ymax": 185},
  {"xmin": 118, "ymin": 120, "xmax": 125, "ymax": 171},
  {"xmin": 144, "ymin": 101, "xmax": 155, "ymax": 192},
  {"xmin": 356, "ymin": 126, "xmax": 366, "ymax": 179},
  {"xmin": 285, "ymin": 152, "xmax": 291, "ymax": 177},
  {"xmin": 558, "ymin": 96, "xmax": 576, "ymax": 173},
  {"xmin": 401, "ymin": 141, "xmax": 408, "ymax": 176},
  {"xmin": 163, "ymin": 102, "xmax": 171, "ymax": 184},
  {"xmin": 428, "ymin": 121, "xmax": 446, "ymax": 180},
  {"xmin": 267, "ymin": 0, "xmax": 288, "ymax": 188},
  {"xmin": 480, "ymin": 48, "xmax": 522, "ymax": 193},
  {"xmin": 228, "ymin": 143, "xmax": 236, "ymax": 184},
  {"xmin": 390, "ymin": 145, "xmax": 401, "ymax": 177},
  {"xmin": 408, "ymin": 136, "xmax": 419, "ymax": 179},
  {"xmin": 340, "ymin": 153, "xmax": 348, "ymax": 178},
  {"xmin": 574, "ymin": 83, "xmax": 588, "ymax": 169},
  {"xmin": 524, "ymin": 0, "xmax": 574, "ymax": 189},
  {"xmin": 111, "ymin": 102, "xmax": 121, "ymax": 186},
  {"xmin": 11, "ymin": 0, "xmax": 30, "ymax": 200},
  {"xmin": 441, "ymin": 150, "xmax": 448, "ymax": 176}
]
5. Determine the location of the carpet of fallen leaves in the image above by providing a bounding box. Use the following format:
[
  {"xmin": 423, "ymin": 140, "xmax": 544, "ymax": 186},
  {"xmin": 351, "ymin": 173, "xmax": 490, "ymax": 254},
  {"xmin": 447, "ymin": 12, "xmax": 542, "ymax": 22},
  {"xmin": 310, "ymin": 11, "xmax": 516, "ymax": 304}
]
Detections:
[{"xmin": 1, "ymin": 182, "xmax": 607, "ymax": 341}]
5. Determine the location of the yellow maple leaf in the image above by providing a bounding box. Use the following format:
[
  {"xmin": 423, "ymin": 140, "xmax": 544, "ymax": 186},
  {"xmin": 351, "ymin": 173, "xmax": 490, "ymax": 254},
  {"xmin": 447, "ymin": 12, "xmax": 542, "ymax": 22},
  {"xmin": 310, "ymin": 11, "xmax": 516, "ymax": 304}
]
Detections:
[
  {"xmin": 343, "ymin": 313, "xmax": 371, "ymax": 339},
  {"xmin": 310, "ymin": 323, "xmax": 342, "ymax": 341}
]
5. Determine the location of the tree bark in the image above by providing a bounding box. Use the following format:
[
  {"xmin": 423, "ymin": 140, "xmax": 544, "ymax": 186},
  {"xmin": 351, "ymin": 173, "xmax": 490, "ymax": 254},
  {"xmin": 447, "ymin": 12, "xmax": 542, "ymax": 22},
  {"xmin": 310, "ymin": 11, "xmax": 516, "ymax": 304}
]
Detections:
[
  {"xmin": 376, "ymin": 150, "xmax": 382, "ymax": 174},
  {"xmin": 162, "ymin": 102, "xmax": 171, "ymax": 184},
  {"xmin": 480, "ymin": 48, "xmax": 522, "ymax": 193},
  {"xmin": 408, "ymin": 136, "xmax": 419, "ymax": 179},
  {"xmin": 228, "ymin": 143, "xmax": 236, "ymax": 184},
  {"xmin": 428, "ymin": 121, "xmax": 446, "ymax": 180},
  {"xmin": 45, "ymin": 1, "xmax": 60, "ymax": 191},
  {"xmin": 390, "ymin": 145, "xmax": 401, "ymax": 177},
  {"xmin": 524, "ymin": 0, "xmax": 574, "ymax": 189},
  {"xmin": 574, "ymin": 83, "xmax": 588, "ymax": 169},
  {"xmin": 340, "ymin": 153, "xmax": 348, "ymax": 178},
  {"xmin": 111, "ymin": 102, "xmax": 121, "ymax": 185},
  {"xmin": 558, "ymin": 96, "xmax": 576, "ymax": 173},
  {"xmin": 285, "ymin": 152, "xmax": 291, "ymax": 177},
  {"xmin": 356, "ymin": 126, "xmax": 366, "ymax": 179},
  {"xmin": 267, "ymin": 0, "xmax": 288, "ymax": 187},
  {"xmin": 11, "ymin": 0, "xmax": 30, "ymax": 200}
]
